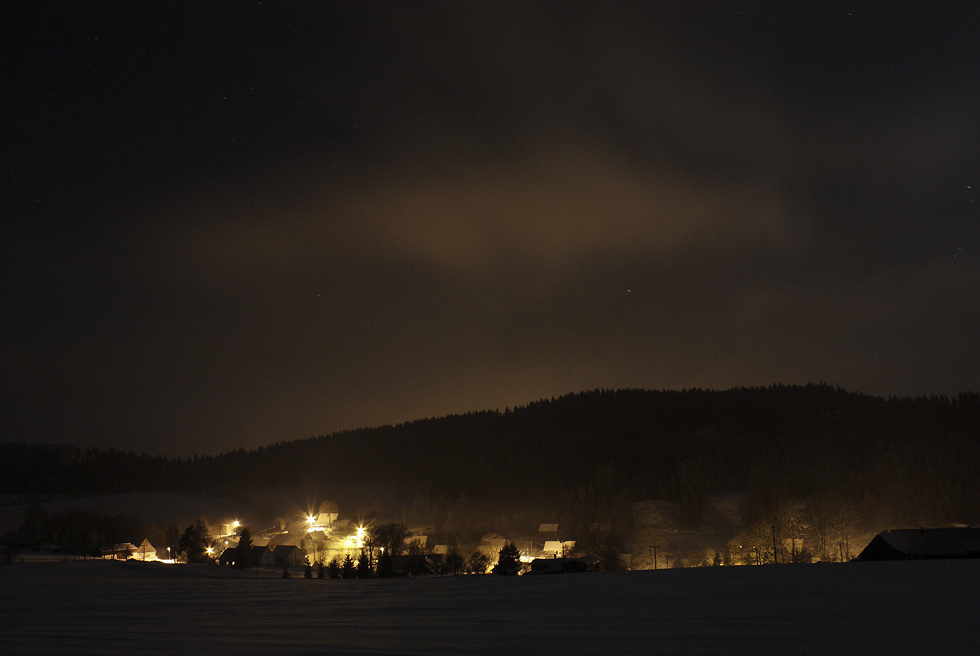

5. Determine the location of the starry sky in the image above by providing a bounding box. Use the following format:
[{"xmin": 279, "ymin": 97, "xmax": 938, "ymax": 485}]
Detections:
[{"xmin": 5, "ymin": 1, "xmax": 980, "ymax": 456}]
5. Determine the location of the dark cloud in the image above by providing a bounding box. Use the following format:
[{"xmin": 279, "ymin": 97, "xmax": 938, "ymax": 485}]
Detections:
[{"xmin": 4, "ymin": 2, "xmax": 980, "ymax": 455}]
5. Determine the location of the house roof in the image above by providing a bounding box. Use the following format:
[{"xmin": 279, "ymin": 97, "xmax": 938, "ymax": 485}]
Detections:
[
  {"xmin": 528, "ymin": 555, "xmax": 599, "ymax": 574},
  {"xmin": 543, "ymin": 540, "xmax": 574, "ymax": 553},
  {"xmin": 266, "ymin": 533, "xmax": 302, "ymax": 548},
  {"xmin": 272, "ymin": 544, "xmax": 303, "ymax": 557},
  {"xmin": 858, "ymin": 527, "xmax": 980, "ymax": 560}
]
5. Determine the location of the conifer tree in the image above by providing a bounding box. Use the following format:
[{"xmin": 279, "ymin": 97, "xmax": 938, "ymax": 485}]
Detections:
[
  {"xmin": 494, "ymin": 542, "xmax": 521, "ymax": 575},
  {"xmin": 235, "ymin": 528, "xmax": 253, "ymax": 568},
  {"xmin": 342, "ymin": 553, "xmax": 355, "ymax": 578},
  {"xmin": 357, "ymin": 550, "xmax": 370, "ymax": 578}
]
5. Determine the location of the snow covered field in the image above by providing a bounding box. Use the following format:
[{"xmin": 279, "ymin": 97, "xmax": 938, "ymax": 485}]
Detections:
[{"xmin": 2, "ymin": 558, "xmax": 978, "ymax": 655}]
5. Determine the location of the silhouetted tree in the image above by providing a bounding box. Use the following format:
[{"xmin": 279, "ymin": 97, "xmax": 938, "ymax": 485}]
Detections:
[
  {"xmin": 467, "ymin": 552, "xmax": 490, "ymax": 574},
  {"xmin": 445, "ymin": 550, "xmax": 465, "ymax": 576},
  {"xmin": 328, "ymin": 557, "xmax": 341, "ymax": 579},
  {"xmin": 369, "ymin": 523, "xmax": 410, "ymax": 556},
  {"xmin": 178, "ymin": 518, "xmax": 211, "ymax": 563},
  {"xmin": 19, "ymin": 505, "xmax": 50, "ymax": 544},
  {"xmin": 493, "ymin": 542, "xmax": 521, "ymax": 575},
  {"xmin": 342, "ymin": 554, "xmax": 355, "ymax": 578},
  {"xmin": 235, "ymin": 528, "xmax": 253, "ymax": 568},
  {"xmin": 370, "ymin": 523, "xmax": 410, "ymax": 578},
  {"xmin": 357, "ymin": 550, "xmax": 370, "ymax": 578}
]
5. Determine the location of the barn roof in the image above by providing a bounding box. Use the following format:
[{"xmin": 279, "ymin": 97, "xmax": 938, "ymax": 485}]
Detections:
[{"xmin": 857, "ymin": 527, "xmax": 980, "ymax": 560}]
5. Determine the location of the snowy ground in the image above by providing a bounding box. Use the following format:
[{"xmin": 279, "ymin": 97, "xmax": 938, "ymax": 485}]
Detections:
[{"xmin": 2, "ymin": 558, "xmax": 978, "ymax": 655}]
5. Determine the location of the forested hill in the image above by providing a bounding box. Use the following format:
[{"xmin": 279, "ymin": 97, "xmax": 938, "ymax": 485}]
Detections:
[{"xmin": 4, "ymin": 385, "xmax": 980, "ymax": 526}]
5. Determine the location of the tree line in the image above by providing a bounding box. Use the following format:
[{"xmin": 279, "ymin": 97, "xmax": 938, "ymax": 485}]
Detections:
[{"xmin": 4, "ymin": 385, "xmax": 980, "ymax": 537}]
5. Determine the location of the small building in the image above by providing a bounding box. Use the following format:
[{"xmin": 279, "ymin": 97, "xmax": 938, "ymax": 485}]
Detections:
[
  {"xmin": 273, "ymin": 544, "xmax": 307, "ymax": 567},
  {"xmin": 390, "ymin": 554, "xmax": 441, "ymax": 576},
  {"xmin": 308, "ymin": 512, "xmax": 338, "ymax": 528},
  {"xmin": 528, "ymin": 555, "xmax": 600, "ymax": 574},
  {"xmin": 134, "ymin": 538, "xmax": 157, "ymax": 561},
  {"xmin": 249, "ymin": 545, "xmax": 276, "ymax": 567},
  {"xmin": 106, "ymin": 543, "xmax": 137, "ymax": 560},
  {"xmin": 218, "ymin": 547, "xmax": 239, "ymax": 567},
  {"xmin": 857, "ymin": 527, "xmax": 980, "ymax": 561}
]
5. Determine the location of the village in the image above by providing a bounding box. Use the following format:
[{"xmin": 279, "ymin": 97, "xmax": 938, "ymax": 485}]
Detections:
[
  {"xmin": 98, "ymin": 494, "xmax": 980, "ymax": 576},
  {"xmin": 101, "ymin": 503, "xmax": 596, "ymax": 576}
]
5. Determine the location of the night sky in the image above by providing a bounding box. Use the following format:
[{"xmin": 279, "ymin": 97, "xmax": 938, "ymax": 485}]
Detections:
[{"xmin": 5, "ymin": 2, "xmax": 980, "ymax": 456}]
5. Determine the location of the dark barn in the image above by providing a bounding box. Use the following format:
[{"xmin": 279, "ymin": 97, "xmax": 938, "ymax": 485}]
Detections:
[{"xmin": 857, "ymin": 528, "xmax": 980, "ymax": 561}]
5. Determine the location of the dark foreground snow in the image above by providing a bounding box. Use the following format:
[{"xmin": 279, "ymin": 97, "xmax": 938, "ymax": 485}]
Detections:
[{"xmin": 1, "ymin": 558, "xmax": 978, "ymax": 654}]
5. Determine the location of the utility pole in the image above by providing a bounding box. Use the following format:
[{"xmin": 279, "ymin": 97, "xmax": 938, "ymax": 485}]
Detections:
[{"xmin": 647, "ymin": 544, "xmax": 659, "ymax": 569}]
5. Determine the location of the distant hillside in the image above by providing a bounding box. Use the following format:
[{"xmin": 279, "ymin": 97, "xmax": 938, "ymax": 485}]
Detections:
[{"xmin": 4, "ymin": 385, "xmax": 980, "ymax": 528}]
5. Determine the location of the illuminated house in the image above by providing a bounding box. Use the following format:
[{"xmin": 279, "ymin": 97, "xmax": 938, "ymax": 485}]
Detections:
[
  {"xmin": 857, "ymin": 527, "xmax": 980, "ymax": 561},
  {"xmin": 307, "ymin": 512, "xmax": 338, "ymax": 529},
  {"xmin": 135, "ymin": 538, "xmax": 157, "ymax": 561}
]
